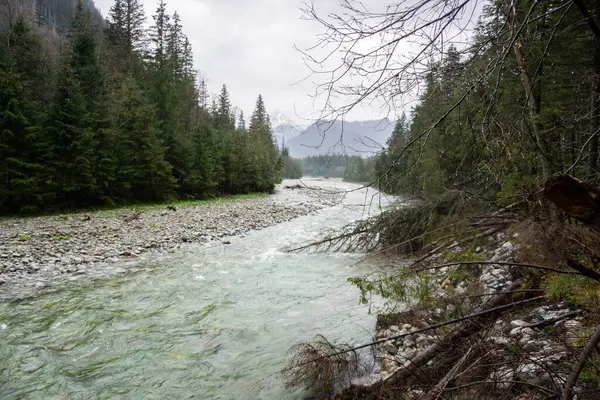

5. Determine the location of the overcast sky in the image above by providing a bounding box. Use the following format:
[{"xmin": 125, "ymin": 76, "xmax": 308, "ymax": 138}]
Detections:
[{"xmin": 93, "ymin": 0, "xmax": 381, "ymax": 125}]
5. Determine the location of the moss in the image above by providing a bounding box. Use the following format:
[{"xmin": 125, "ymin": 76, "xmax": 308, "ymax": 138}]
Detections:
[
  {"xmin": 444, "ymin": 247, "xmax": 486, "ymax": 263},
  {"xmin": 580, "ymin": 363, "xmax": 600, "ymax": 387},
  {"xmin": 544, "ymin": 274, "xmax": 600, "ymax": 309}
]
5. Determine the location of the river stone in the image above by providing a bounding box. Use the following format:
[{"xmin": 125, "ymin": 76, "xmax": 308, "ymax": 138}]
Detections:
[
  {"xmin": 480, "ymin": 273, "xmax": 493, "ymax": 282},
  {"xmin": 510, "ymin": 319, "xmax": 527, "ymax": 328},
  {"xmin": 382, "ymin": 342, "xmax": 397, "ymax": 355},
  {"xmin": 563, "ymin": 320, "xmax": 583, "ymax": 330},
  {"xmin": 502, "ymin": 241, "xmax": 514, "ymax": 251}
]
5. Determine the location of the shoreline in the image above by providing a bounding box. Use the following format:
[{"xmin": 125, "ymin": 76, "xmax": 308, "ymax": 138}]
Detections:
[
  {"xmin": 335, "ymin": 230, "xmax": 588, "ymax": 399},
  {"xmin": 0, "ymin": 180, "xmax": 341, "ymax": 292}
]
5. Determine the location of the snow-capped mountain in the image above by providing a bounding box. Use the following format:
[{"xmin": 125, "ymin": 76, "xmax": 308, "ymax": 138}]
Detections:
[{"xmin": 269, "ymin": 111, "xmax": 304, "ymax": 146}]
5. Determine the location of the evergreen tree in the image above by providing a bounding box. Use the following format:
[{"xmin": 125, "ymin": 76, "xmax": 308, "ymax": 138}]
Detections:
[
  {"xmin": 238, "ymin": 111, "xmax": 246, "ymax": 131},
  {"xmin": 216, "ymin": 84, "xmax": 234, "ymax": 131},
  {"xmin": 166, "ymin": 11, "xmax": 184, "ymax": 77},
  {"xmin": 0, "ymin": 0, "xmax": 286, "ymax": 213},
  {"xmin": 248, "ymin": 94, "xmax": 281, "ymax": 191},
  {"xmin": 43, "ymin": 1, "xmax": 106, "ymax": 206},
  {"xmin": 106, "ymin": 0, "xmax": 147, "ymax": 56},
  {"xmin": 111, "ymin": 76, "xmax": 176, "ymax": 200},
  {"xmin": 150, "ymin": 0, "xmax": 170, "ymax": 68},
  {"xmin": 0, "ymin": 17, "xmax": 45, "ymax": 213}
]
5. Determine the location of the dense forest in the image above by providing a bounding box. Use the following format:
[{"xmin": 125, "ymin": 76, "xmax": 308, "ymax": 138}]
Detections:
[
  {"xmin": 281, "ymin": 145, "xmax": 303, "ymax": 179},
  {"xmin": 371, "ymin": 2, "xmax": 597, "ymax": 201},
  {"xmin": 0, "ymin": 0, "xmax": 282, "ymax": 214},
  {"xmin": 302, "ymin": 154, "xmax": 374, "ymax": 182}
]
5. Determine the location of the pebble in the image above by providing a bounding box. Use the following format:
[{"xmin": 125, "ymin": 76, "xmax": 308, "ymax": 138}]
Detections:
[
  {"xmin": 0, "ymin": 182, "xmax": 333, "ymax": 287},
  {"xmin": 382, "ymin": 342, "xmax": 397, "ymax": 354}
]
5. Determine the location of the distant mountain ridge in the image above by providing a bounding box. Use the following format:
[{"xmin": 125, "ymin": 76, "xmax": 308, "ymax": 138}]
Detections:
[{"xmin": 285, "ymin": 118, "xmax": 395, "ymax": 158}]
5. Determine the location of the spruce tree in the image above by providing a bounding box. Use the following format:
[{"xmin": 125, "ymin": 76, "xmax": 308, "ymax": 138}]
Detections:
[
  {"xmin": 150, "ymin": 0, "xmax": 170, "ymax": 68},
  {"xmin": 106, "ymin": 0, "xmax": 147, "ymax": 56},
  {"xmin": 112, "ymin": 76, "xmax": 177, "ymax": 200},
  {"xmin": 238, "ymin": 111, "xmax": 246, "ymax": 131},
  {"xmin": 43, "ymin": 1, "xmax": 107, "ymax": 206},
  {"xmin": 216, "ymin": 84, "xmax": 234, "ymax": 131},
  {"xmin": 0, "ymin": 17, "xmax": 45, "ymax": 213}
]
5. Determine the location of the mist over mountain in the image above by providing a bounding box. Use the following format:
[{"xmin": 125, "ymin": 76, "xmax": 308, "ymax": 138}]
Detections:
[
  {"xmin": 285, "ymin": 118, "xmax": 395, "ymax": 158},
  {"xmin": 21, "ymin": 0, "xmax": 103, "ymax": 32}
]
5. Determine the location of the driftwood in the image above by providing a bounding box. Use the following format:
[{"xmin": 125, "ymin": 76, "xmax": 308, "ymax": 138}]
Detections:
[
  {"xmin": 122, "ymin": 211, "xmax": 141, "ymax": 222},
  {"xmin": 284, "ymin": 184, "xmax": 304, "ymax": 190}
]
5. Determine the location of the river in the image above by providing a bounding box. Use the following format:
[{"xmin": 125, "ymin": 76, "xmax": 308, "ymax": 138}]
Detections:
[{"xmin": 0, "ymin": 179, "xmax": 393, "ymax": 399}]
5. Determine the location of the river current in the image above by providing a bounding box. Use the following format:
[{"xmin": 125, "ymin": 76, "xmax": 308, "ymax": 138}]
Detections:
[{"xmin": 0, "ymin": 179, "xmax": 393, "ymax": 399}]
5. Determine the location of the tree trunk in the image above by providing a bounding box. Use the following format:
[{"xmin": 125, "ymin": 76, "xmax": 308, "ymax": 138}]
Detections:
[
  {"xmin": 508, "ymin": 0, "xmax": 550, "ymax": 180},
  {"xmin": 589, "ymin": 0, "xmax": 600, "ymax": 176}
]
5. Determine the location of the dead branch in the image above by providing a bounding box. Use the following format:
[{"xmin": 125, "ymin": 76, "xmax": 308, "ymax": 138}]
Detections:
[
  {"xmin": 561, "ymin": 324, "xmax": 600, "ymax": 400},
  {"xmin": 414, "ymin": 260, "xmax": 582, "ymax": 276},
  {"xmin": 377, "ymin": 286, "xmax": 541, "ymax": 389},
  {"xmin": 522, "ymin": 310, "xmax": 584, "ymax": 330},
  {"xmin": 421, "ymin": 346, "xmax": 474, "ymax": 400},
  {"xmin": 285, "ymin": 281, "xmax": 540, "ymax": 380},
  {"xmin": 566, "ymin": 259, "xmax": 600, "ymax": 283}
]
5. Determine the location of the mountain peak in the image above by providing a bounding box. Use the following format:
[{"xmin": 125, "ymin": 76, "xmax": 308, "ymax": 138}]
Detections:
[
  {"xmin": 269, "ymin": 111, "xmax": 302, "ymax": 129},
  {"xmin": 270, "ymin": 111, "xmax": 305, "ymax": 146}
]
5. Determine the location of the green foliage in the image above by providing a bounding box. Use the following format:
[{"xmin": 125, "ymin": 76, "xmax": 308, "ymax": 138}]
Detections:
[
  {"xmin": 281, "ymin": 146, "xmax": 303, "ymax": 179},
  {"xmin": 580, "ymin": 363, "xmax": 600, "ymax": 386},
  {"xmin": 53, "ymin": 234, "xmax": 70, "ymax": 241},
  {"xmin": 343, "ymin": 156, "xmax": 376, "ymax": 183},
  {"xmin": 0, "ymin": 1, "xmax": 282, "ymax": 215},
  {"xmin": 18, "ymin": 234, "xmax": 31, "ymax": 242},
  {"xmin": 348, "ymin": 267, "xmax": 437, "ymax": 308},
  {"xmin": 544, "ymin": 274, "xmax": 600, "ymax": 309},
  {"xmin": 445, "ymin": 247, "xmax": 486, "ymax": 263},
  {"xmin": 372, "ymin": 5, "xmax": 597, "ymax": 200},
  {"xmin": 302, "ymin": 154, "xmax": 348, "ymax": 177}
]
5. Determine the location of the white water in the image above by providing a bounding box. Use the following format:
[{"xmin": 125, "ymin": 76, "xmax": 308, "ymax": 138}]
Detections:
[{"xmin": 0, "ymin": 179, "xmax": 393, "ymax": 399}]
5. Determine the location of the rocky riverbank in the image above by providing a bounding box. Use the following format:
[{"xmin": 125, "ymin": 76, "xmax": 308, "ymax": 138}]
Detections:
[
  {"xmin": 0, "ymin": 179, "xmax": 342, "ymax": 290},
  {"xmin": 369, "ymin": 231, "xmax": 592, "ymax": 399}
]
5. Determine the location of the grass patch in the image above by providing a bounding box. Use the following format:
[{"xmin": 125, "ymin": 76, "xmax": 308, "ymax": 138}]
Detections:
[
  {"xmin": 0, "ymin": 193, "xmax": 268, "ymax": 221},
  {"xmin": 53, "ymin": 234, "xmax": 70, "ymax": 241},
  {"xmin": 544, "ymin": 274, "xmax": 600, "ymax": 309},
  {"xmin": 444, "ymin": 247, "xmax": 486, "ymax": 263},
  {"xmin": 95, "ymin": 193, "xmax": 267, "ymax": 218}
]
